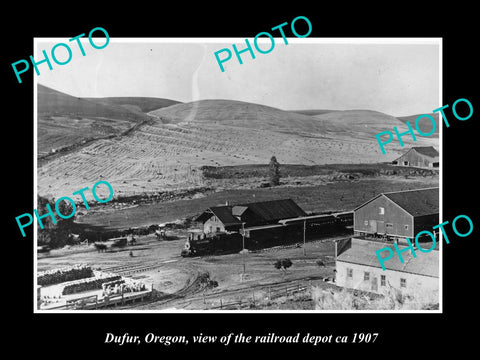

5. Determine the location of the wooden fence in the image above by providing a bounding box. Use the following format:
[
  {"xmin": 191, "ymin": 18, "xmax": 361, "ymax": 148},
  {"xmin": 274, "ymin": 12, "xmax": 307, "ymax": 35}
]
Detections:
[{"xmin": 206, "ymin": 280, "xmax": 313, "ymax": 310}]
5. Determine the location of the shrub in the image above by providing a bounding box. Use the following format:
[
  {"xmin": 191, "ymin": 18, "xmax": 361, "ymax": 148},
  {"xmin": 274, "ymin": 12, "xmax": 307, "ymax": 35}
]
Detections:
[
  {"xmin": 312, "ymin": 286, "xmax": 439, "ymax": 310},
  {"xmin": 274, "ymin": 258, "xmax": 292, "ymax": 271}
]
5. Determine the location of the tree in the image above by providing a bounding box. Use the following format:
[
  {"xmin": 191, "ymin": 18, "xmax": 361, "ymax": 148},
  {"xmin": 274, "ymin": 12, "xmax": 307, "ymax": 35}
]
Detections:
[
  {"xmin": 36, "ymin": 195, "xmax": 77, "ymax": 248},
  {"xmin": 274, "ymin": 258, "xmax": 293, "ymax": 272},
  {"xmin": 268, "ymin": 156, "xmax": 280, "ymax": 186}
]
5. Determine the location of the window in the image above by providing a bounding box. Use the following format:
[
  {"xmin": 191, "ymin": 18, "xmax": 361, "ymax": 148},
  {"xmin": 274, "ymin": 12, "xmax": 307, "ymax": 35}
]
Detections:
[
  {"xmin": 379, "ymin": 207, "xmax": 385, "ymax": 215},
  {"xmin": 364, "ymin": 220, "xmax": 369, "ymax": 226},
  {"xmin": 404, "ymin": 225, "xmax": 409, "ymax": 230},
  {"xmin": 347, "ymin": 268, "xmax": 353, "ymax": 278},
  {"xmin": 403, "ymin": 161, "xmax": 409, "ymax": 166},
  {"xmin": 364, "ymin": 272, "xmax": 370, "ymax": 281},
  {"xmin": 381, "ymin": 275, "xmax": 386, "ymax": 286},
  {"xmin": 400, "ymin": 278, "xmax": 407, "ymax": 288},
  {"xmin": 216, "ymin": 227, "xmax": 221, "ymax": 232},
  {"xmin": 386, "ymin": 223, "xmax": 393, "ymax": 229}
]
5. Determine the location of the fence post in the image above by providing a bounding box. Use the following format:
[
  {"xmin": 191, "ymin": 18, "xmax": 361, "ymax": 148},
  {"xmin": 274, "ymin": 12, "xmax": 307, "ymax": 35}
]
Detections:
[
  {"xmin": 220, "ymin": 299, "xmax": 223, "ymax": 309},
  {"xmin": 268, "ymin": 287, "xmax": 271, "ymax": 301},
  {"xmin": 252, "ymin": 291, "xmax": 255, "ymax": 307}
]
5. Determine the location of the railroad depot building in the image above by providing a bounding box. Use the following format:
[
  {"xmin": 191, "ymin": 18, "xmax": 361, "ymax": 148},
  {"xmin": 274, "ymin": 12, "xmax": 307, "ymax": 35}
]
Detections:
[
  {"xmin": 195, "ymin": 199, "xmax": 307, "ymax": 234},
  {"xmin": 335, "ymin": 187, "xmax": 440, "ymax": 297},
  {"xmin": 392, "ymin": 146, "xmax": 439, "ymax": 168}
]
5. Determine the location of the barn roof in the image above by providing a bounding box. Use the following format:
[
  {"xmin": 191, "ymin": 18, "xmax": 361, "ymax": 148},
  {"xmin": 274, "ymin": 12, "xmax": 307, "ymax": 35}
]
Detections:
[
  {"xmin": 354, "ymin": 187, "xmax": 439, "ymax": 217},
  {"xmin": 195, "ymin": 199, "xmax": 306, "ymax": 226},
  {"xmin": 394, "ymin": 146, "xmax": 439, "ymax": 162},
  {"xmin": 383, "ymin": 187, "xmax": 439, "ymax": 216},
  {"xmin": 337, "ymin": 239, "xmax": 439, "ymax": 277},
  {"xmin": 412, "ymin": 146, "xmax": 439, "ymax": 158}
]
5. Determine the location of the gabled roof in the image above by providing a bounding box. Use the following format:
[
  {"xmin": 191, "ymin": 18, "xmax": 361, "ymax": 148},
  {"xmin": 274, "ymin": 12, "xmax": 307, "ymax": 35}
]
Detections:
[
  {"xmin": 243, "ymin": 199, "xmax": 306, "ymax": 222},
  {"xmin": 337, "ymin": 239, "xmax": 439, "ymax": 277},
  {"xmin": 354, "ymin": 187, "xmax": 439, "ymax": 217},
  {"xmin": 394, "ymin": 146, "xmax": 439, "ymax": 162},
  {"xmin": 194, "ymin": 206, "xmax": 242, "ymax": 227},
  {"xmin": 232, "ymin": 206, "xmax": 248, "ymax": 217},
  {"xmin": 383, "ymin": 188, "xmax": 439, "ymax": 216},
  {"xmin": 412, "ymin": 146, "xmax": 439, "ymax": 158}
]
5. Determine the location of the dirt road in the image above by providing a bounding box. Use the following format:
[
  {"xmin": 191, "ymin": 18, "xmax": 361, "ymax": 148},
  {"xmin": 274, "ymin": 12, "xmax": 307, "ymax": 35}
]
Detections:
[{"xmin": 37, "ymin": 233, "xmax": 339, "ymax": 311}]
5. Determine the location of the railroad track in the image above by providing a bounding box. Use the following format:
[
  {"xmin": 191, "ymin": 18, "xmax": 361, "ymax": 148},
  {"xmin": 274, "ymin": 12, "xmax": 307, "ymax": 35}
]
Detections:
[{"xmin": 100, "ymin": 259, "xmax": 179, "ymax": 276}]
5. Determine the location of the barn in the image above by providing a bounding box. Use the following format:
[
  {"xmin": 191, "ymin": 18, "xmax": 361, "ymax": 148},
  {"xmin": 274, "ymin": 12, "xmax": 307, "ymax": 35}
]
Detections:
[
  {"xmin": 392, "ymin": 146, "xmax": 439, "ymax": 168},
  {"xmin": 353, "ymin": 187, "xmax": 439, "ymax": 242},
  {"xmin": 336, "ymin": 237, "xmax": 439, "ymax": 297},
  {"xmin": 195, "ymin": 199, "xmax": 307, "ymax": 234}
]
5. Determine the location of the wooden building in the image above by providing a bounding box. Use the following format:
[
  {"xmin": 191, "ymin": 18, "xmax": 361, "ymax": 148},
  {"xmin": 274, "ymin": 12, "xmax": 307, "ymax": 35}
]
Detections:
[
  {"xmin": 392, "ymin": 146, "xmax": 439, "ymax": 168},
  {"xmin": 353, "ymin": 187, "xmax": 439, "ymax": 241},
  {"xmin": 336, "ymin": 237, "xmax": 439, "ymax": 297},
  {"xmin": 195, "ymin": 199, "xmax": 307, "ymax": 234}
]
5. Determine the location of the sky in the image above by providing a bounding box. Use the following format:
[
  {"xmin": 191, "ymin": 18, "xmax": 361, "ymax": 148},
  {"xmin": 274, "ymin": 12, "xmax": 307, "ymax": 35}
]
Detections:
[{"xmin": 35, "ymin": 38, "xmax": 441, "ymax": 117}]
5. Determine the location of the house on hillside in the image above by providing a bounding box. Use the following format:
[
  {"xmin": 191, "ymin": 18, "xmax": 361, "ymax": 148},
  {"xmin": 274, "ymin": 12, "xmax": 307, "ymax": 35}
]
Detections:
[
  {"xmin": 336, "ymin": 237, "xmax": 439, "ymax": 297},
  {"xmin": 195, "ymin": 199, "xmax": 306, "ymax": 234},
  {"xmin": 353, "ymin": 187, "xmax": 439, "ymax": 242},
  {"xmin": 392, "ymin": 146, "xmax": 439, "ymax": 168}
]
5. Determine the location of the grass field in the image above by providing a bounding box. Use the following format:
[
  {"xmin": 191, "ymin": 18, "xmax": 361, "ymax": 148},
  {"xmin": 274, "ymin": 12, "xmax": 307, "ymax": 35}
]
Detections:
[{"xmin": 76, "ymin": 177, "xmax": 438, "ymax": 231}]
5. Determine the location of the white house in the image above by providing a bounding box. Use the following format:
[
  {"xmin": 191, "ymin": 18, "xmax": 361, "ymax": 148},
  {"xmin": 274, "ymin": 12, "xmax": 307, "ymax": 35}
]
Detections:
[{"xmin": 336, "ymin": 237, "xmax": 439, "ymax": 299}]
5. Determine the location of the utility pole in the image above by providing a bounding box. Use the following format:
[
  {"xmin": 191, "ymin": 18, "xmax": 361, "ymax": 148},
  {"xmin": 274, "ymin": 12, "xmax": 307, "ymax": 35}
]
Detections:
[
  {"xmin": 303, "ymin": 219, "xmax": 306, "ymax": 256},
  {"xmin": 242, "ymin": 222, "xmax": 246, "ymax": 277}
]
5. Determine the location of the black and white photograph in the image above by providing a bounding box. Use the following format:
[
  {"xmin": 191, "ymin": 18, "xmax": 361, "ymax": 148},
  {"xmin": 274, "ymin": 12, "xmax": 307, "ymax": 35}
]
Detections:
[
  {"xmin": 4, "ymin": 4, "xmax": 478, "ymax": 356},
  {"xmin": 34, "ymin": 38, "xmax": 441, "ymax": 312}
]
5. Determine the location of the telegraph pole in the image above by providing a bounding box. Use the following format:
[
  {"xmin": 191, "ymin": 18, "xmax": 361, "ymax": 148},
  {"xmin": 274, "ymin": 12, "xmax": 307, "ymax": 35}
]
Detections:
[
  {"xmin": 242, "ymin": 222, "xmax": 246, "ymax": 276},
  {"xmin": 303, "ymin": 219, "xmax": 306, "ymax": 256}
]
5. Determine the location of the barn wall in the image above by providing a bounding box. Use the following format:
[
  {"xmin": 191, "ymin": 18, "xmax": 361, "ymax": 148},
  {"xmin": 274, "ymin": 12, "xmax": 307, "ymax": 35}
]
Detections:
[
  {"xmin": 336, "ymin": 261, "xmax": 439, "ymax": 298},
  {"xmin": 354, "ymin": 196, "xmax": 413, "ymax": 238},
  {"xmin": 395, "ymin": 150, "xmax": 435, "ymax": 168}
]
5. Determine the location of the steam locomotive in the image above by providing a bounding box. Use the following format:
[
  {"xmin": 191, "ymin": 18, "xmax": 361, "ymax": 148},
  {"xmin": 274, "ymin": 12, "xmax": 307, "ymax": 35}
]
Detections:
[{"xmin": 180, "ymin": 212, "xmax": 353, "ymax": 257}]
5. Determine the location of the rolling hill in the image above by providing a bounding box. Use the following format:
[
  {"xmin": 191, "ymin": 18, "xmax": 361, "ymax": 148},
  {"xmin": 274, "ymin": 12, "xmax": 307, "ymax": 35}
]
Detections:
[
  {"xmin": 150, "ymin": 100, "xmax": 416, "ymax": 140},
  {"xmin": 37, "ymin": 84, "xmax": 179, "ymax": 157},
  {"xmin": 84, "ymin": 97, "xmax": 180, "ymax": 114},
  {"xmin": 37, "ymin": 95, "xmax": 439, "ymax": 201},
  {"xmin": 397, "ymin": 113, "xmax": 440, "ymax": 136},
  {"xmin": 38, "ymin": 84, "xmax": 151, "ymax": 122}
]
